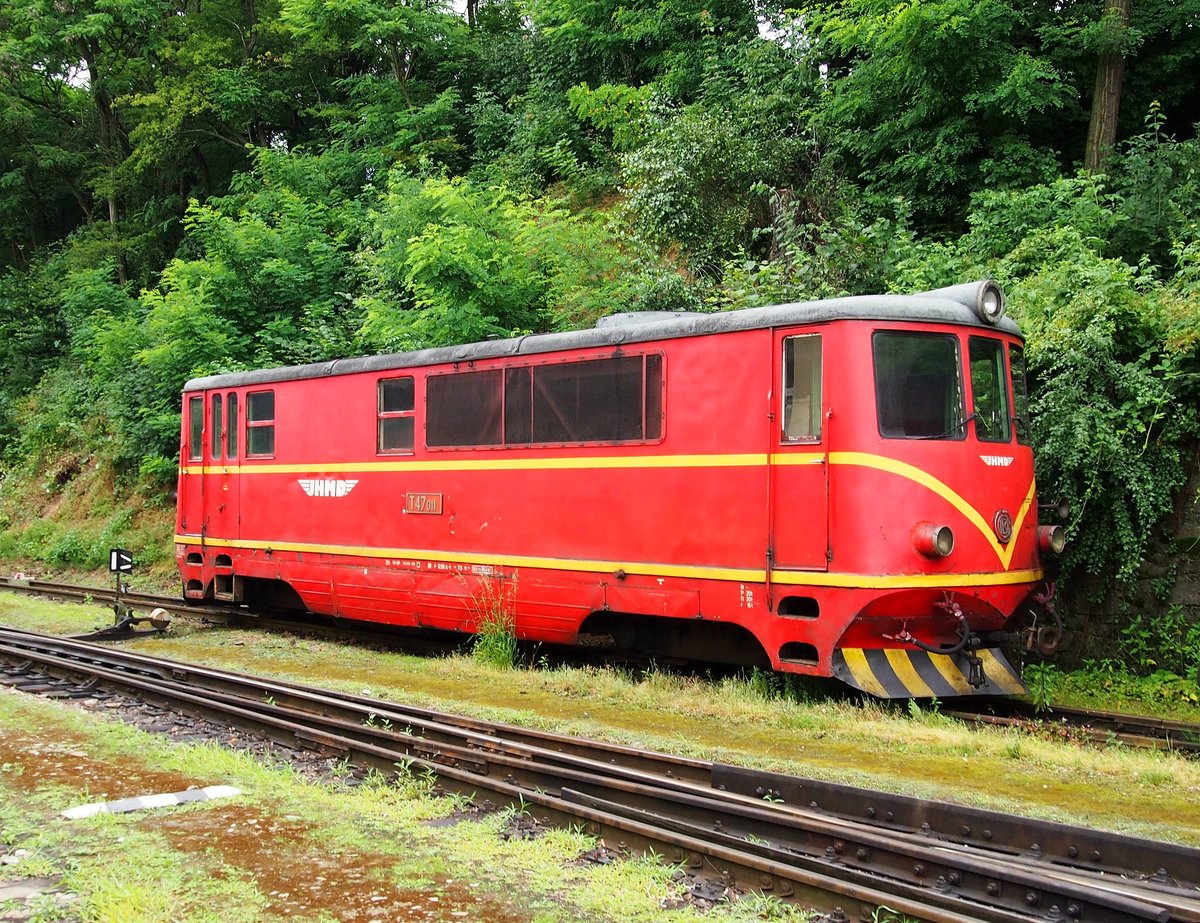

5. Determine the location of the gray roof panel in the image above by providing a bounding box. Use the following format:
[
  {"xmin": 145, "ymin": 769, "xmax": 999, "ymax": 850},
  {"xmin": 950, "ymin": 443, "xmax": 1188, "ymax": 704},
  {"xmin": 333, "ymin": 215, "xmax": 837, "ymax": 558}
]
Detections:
[{"xmin": 184, "ymin": 282, "xmax": 1022, "ymax": 391}]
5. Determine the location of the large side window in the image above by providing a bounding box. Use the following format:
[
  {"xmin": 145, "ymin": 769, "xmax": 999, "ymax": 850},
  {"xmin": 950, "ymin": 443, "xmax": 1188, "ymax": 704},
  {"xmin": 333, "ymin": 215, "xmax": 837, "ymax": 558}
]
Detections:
[
  {"xmin": 426, "ymin": 355, "xmax": 663, "ymax": 448},
  {"xmin": 247, "ymin": 390, "xmax": 275, "ymax": 457},
  {"xmin": 210, "ymin": 393, "xmax": 223, "ymax": 459},
  {"xmin": 226, "ymin": 392, "xmax": 239, "ymax": 459},
  {"xmin": 969, "ymin": 337, "xmax": 1012, "ymax": 443},
  {"xmin": 1009, "ymin": 343, "xmax": 1031, "ymax": 445},
  {"xmin": 782, "ymin": 335, "xmax": 822, "ymax": 441},
  {"xmin": 188, "ymin": 395, "xmax": 203, "ymax": 461},
  {"xmin": 531, "ymin": 355, "xmax": 658, "ymax": 443},
  {"xmin": 874, "ymin": 332, "xmax": 964, "ymax": 439},
  {"xmin": 427, "ymin": 370, "xmax": 503, "ymax": 447},
  {"xmin": 378, "ymin": 376, "xmax": 415, "ymax": 453}
]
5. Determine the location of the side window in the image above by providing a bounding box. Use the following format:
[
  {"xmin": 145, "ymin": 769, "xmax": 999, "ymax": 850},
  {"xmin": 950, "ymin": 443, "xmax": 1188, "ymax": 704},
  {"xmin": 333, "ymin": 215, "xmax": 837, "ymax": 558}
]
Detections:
[
  {"xmin": 968, "ymin": 337, "xmax": 1012, "ymax": 443},
  {"xmin": 427, "ymin": 370, "xmax": 503, "ymax": 447},
  {"xmin": 247, "ymin": 390, "xmax": 275, "ymax": 457},
  {"xmin": 426, "ymin": 356, "xmax": 663, "ymax": 449},
  {"xmin": 210, "ymin": 393, "xmax": 223, "ymax": 459},
  {"xmin": 531, "ymin": 355, "xmax": 655, "ymax": 443},
  {"xmin": 377, "ymin": 376, "xmax": 415, "ymax": 453},
  {"xmin": 226, "ymin": 392, "xmax": 239, "ymax": 460},
  {"xmin": 188, "ymin": 395, "xmax": 203, "ymax": 461},
  {"xmin": 782, "ymin": 335, "xmax": 821, "ymax": 441},
  {"xmin": 1009, "ymin": 343, "xmax": 1031, "ymax": 445},
  {"xmin": 874, "ymin": 332, "xmax": 965, "ymax": 439}
]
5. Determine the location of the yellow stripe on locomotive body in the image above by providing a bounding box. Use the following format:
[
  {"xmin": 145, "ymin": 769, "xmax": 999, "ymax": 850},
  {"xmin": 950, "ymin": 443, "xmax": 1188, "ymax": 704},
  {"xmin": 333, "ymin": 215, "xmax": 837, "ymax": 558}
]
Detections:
[
  {"xmin": 833, "ymin": 648, "xmax": 1028, "ymax": 698},
  {"xmin": 174, "ymin": 533, "xmax": 1041, "ymax": 590},
  {"xmin": 179, "ymin": 450, "xmax": 1038, "ymax": 575}
]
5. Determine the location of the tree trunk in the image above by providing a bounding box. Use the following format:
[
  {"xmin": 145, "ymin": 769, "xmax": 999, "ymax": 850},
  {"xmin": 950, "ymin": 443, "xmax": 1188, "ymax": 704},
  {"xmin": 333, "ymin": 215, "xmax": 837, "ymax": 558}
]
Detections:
[{"xmin": 1084, "ymin": 0, "xmax": 1131, "ymax": 173}]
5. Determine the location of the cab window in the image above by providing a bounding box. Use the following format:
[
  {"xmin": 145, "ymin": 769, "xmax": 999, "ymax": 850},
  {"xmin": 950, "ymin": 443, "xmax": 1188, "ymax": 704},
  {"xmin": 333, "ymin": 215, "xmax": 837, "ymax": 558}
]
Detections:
[
  {"xmin": 226, "ymin": 392, "xmax": 239, "ymax": 459},
  {"xmin": 969, "ymin": 337, "xmax": 1011, "ymax": 443},
  {"xmin": 378, "ymin": 376, "xmax": 415, "ymax": 453},
  {"xmin": 782, "ymin": 335, "xmax": 821, "ymax": 441},
  {"xmin": 210, "ymin": 393, "xmax": 223, "ymax": 459},
  {"xmin": 187, "ymin": 395, "xmax": 203, "ymax": 461},
  {"xmin": 247, "ymin": 390, "xmax": 275, "ymax": 457},
  {"xmin": 874, "ymin": 332, "xmax": 965, "ymax": 439},
  {"xmin": 1010, "ymin": 343, "xmax": 1032, "ymax": 445}
]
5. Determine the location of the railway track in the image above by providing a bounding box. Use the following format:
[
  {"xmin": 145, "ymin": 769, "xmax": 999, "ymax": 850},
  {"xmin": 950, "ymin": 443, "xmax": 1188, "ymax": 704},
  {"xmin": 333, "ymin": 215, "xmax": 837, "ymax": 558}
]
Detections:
[
  {"xmin": 945, "ymin": 701, "xmax": 1200, "ymax": 756},
  {"xmin": 1, "ymin": 625, "xmax": 1199, "ymax": 922},
  {"xmin": 5, "ymin": 575, "xmax": 1200, "ymax": 757}
]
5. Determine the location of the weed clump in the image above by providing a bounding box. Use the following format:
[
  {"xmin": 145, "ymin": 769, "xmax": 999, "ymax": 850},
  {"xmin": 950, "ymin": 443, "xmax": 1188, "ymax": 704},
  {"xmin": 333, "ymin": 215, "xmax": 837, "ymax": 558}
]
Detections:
[{"xmin": 467, "ymin": 575, "xmax": 519, "ymax": 670}]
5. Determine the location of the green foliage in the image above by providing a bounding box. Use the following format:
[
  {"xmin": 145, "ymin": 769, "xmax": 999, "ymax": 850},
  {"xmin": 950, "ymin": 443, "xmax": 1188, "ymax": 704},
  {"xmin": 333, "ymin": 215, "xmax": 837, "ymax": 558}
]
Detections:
[
  {"xmin": 1047, "ymin": 659, "xmax": 1200, "ymax": 712},
  {"xmin": 468, "ymin": 577, "xmax": 520, "ymax": 669},
  {"xmin": 1118, "ymin": 606, "xmax": 1200, "ymax": 679}
]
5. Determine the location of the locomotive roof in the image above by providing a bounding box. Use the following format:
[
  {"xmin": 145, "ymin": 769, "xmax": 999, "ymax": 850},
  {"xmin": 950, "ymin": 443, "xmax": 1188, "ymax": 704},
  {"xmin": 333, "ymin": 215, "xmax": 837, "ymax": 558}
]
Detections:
[{"xmin": 185, "ymin": 281, "xmax": 1022, "ymax": 391}]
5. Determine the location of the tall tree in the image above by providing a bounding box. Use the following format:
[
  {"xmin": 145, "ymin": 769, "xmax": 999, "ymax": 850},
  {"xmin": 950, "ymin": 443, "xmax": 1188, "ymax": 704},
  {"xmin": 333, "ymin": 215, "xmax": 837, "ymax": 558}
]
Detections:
[{"xmin": 1084, "ymin": 0, "xmax": 1132, "ymax": 172}]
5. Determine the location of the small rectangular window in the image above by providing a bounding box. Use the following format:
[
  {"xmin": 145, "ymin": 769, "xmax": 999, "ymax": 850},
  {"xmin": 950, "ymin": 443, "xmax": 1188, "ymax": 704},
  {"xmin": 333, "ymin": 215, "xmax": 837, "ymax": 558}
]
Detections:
[
  {"xmin": 874, "ymin": 332, "xmax": 965, "ymax": 439},
  {"xmin": 188, "ymin": 395, "xmax": 203, "ymax": 461},
  {"xmin": 247, "ymin": 390, "xmax": 275, "ymax": 457},
  {"xmin": 227, "ymin": 393, "xmax": 239, "ymax": 459},
  {"xmin": 782, "ymin": 335, "xmax": 822, "ymax": 441},
  {"xmin": 969, "ymin": 337, "xmax": 1012, "ymax": 443},
  {"xmin": 1010, "ymin": 343, "xmax": 1031, "ymax": 445},
  {"xmin": 210, "ymin": 393, "xmax": 223, "ymax": 459},
  {"xmin": 377, "ymin": 376, "xmax": 415, "ymax": 453},
  {"xmin": 427, "ymin": 370, "xmax": 503, "ymax": 447}
]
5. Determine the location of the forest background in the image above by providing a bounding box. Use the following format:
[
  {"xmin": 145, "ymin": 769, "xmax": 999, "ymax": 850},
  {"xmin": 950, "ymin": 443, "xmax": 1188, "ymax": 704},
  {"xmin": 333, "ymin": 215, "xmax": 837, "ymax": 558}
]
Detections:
[{"xmin": 0, "ymin": 0, "xmax": 1197, "ymax": 694}]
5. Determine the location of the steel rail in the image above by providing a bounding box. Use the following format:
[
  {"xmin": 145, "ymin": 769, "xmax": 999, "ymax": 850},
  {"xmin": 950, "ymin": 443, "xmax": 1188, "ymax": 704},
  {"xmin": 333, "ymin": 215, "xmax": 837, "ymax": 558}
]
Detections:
[
  {"xmin": 0, "ymin": 635, "xmax": 1018, "ymax": 923},
  {"xmin": 6, "ymin": 577, "xmax": 1200, "ymax": 758},
  {"xmin": 1, "ymin": 624, "xmax": 1199, "ymax": 890},
  {"xmin": 945, "ymin": 702, "xmax": 1200, "ymax": 756},
  {"xmin": 3, "ymin": 623, "xmax": 1194, "ymax": 892},
  {"xmin": 1, "ymin": 628, "xmax": 1197, "ymax": 921}
]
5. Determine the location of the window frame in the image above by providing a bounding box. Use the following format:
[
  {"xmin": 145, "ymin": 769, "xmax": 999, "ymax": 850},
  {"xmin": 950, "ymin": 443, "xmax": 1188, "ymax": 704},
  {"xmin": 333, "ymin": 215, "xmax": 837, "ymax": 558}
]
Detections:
[
  {"xmin": 425, "ymin": 352, "xmax": 666, "ymax": 450},
  {"xmin": 187, "ymin": 395, "xmax": 203, "ymax": 461},
  {"xmin": 781, "ymin": 334, "xmax": 822, "ymax": 443},
  {"xmin": 226, "ymin": 392, "xmax": 239, "ymax": 460},
  {"xmin": 210, "ymin": 392, "xmax": 223, "ymax": 460},
  {"xmin": 968, "ymin": 336, "xmax": 1013, "ymax": 444},
  {"xmin": 872, "ymin": 330, "xmax": 966, "ymax": 441},
  {"xmin": 246, "ymin": 390, "xmax": 276, "ymax": 458},
  {"xmin": 377, "ymin": 376, "xmax": 416, "ymax": 455},
  {"xmin": 1009, "ymin": 342, "xmax": 1032, "ymax": 446}
]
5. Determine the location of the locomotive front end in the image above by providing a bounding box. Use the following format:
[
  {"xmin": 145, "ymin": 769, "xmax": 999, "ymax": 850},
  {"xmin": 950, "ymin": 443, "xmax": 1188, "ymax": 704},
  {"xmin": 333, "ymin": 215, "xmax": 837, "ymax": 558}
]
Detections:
[{"xmin": 822, "ymin": 282, "xmax": 1062, "ymax": 697}]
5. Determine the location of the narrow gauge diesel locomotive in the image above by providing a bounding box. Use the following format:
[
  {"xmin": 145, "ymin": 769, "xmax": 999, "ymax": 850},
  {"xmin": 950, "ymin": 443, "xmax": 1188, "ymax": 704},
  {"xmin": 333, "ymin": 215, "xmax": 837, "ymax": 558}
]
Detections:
[{"xmin": 175, "ymin": 281, "xmax": 1064, "ymax": 698}]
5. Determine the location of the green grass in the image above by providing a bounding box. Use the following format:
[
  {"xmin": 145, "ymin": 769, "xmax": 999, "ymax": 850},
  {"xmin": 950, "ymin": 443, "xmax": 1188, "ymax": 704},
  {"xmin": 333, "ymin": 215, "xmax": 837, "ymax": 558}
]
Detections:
[{"xmin": 0, "ymin": 690, "xmax": 816, "ymax": 922}]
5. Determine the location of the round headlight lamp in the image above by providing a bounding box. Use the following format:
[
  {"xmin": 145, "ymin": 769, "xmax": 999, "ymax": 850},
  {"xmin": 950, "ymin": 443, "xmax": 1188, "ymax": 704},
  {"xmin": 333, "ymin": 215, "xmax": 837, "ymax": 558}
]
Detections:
[
  {"xmin": 977, "ymin": 281, "xmax": 1005, "ymax": 324},
  {"xmin": 913, "ymin": 522, "xmax": 955, "ymax": 558}
]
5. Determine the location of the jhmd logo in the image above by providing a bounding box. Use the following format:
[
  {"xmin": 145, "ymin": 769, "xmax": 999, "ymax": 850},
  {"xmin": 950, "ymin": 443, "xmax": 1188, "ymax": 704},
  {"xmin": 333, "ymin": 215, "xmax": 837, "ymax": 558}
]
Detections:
[
  {"xmin": 980, "ymin": 455, "xmax": 1014, "ymax": 467},
  {"xmin": 299, "ymin": 478, "xmax": 359, "ymax": 498}
]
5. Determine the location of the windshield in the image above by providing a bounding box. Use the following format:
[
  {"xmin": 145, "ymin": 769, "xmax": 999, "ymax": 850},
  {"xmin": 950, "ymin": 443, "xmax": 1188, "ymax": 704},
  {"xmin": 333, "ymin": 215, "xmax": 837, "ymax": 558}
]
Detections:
[
  {"xmin": 873, "ymin": 332, "xmax": 964, "ymax": 439},
  {"xmin": 1010, "ymin": 343, "xmax": 1031, "ymax": 445},
  {"xmin": 969, "ymin": 337, "xmax": 1012, "ymax": 443}
]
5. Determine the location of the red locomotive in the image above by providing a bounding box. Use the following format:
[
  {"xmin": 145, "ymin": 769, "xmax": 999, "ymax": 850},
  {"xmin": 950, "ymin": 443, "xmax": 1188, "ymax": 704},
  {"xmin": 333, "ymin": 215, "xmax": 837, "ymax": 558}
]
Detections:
[{"xmin": 175, "ymin": 281, "xmax": 1064, "ymax": 698}]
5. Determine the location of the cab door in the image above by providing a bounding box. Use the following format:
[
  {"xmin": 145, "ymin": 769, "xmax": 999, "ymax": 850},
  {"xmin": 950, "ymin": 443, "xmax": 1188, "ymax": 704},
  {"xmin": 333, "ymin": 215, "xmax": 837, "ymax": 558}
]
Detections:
[
  {"xmin": 204, "ymin": 391, "xmax": 241, "ymax": 545},
  {"xmin": 769, "ymin": 332, "xmax": 829, "ymax": 570}
]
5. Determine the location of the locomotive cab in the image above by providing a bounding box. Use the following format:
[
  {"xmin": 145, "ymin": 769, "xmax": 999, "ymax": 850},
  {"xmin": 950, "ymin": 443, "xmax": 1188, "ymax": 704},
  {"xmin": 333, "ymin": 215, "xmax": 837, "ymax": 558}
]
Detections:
[{"xmin": 784, "ymin": 285, "xmax": 1055, "ymax": 697}]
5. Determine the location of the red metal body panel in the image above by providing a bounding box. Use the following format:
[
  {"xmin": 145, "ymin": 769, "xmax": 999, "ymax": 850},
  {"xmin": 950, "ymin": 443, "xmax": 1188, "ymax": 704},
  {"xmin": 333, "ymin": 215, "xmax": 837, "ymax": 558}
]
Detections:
[{"xmin": 176, "ymin": 304, "xmax": 1049, "ymax": 694}]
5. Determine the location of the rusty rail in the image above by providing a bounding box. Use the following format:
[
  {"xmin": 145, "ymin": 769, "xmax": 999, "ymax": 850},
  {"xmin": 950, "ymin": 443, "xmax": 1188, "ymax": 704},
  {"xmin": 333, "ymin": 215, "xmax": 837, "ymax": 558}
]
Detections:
[{"xmin": 1, "ymin": 626, "xmax": 1198, "ymax": 922}]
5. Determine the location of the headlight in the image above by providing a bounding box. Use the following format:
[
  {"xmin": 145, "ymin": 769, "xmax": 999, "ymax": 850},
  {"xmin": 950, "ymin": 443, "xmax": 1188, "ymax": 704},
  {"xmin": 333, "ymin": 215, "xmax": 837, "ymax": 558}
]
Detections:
[
  {"xmin": 1038, "ymin": 525, "xmax": 1066, "ymax": 555},
  {"xmin": 913, "ymin": 522, "xmax": 954, "ymax": 558},
  {"xmin": 977, "ymin": 281, "xmax": 1005, "ymax": 324}
]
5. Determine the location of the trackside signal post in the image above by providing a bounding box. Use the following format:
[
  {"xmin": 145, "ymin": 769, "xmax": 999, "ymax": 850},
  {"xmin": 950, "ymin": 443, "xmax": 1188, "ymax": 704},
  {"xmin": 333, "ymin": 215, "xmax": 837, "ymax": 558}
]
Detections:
[{"xmin": 109, "ymin": 547, "xmax": 134, "ymax": 625}]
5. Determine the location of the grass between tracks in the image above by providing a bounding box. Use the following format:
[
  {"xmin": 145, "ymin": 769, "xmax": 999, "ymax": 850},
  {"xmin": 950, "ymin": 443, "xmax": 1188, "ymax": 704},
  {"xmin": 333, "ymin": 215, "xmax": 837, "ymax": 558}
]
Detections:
[{"xmin": 3, "ymin": 595, "xmax": 1200, "ymax": 854}]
